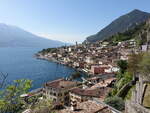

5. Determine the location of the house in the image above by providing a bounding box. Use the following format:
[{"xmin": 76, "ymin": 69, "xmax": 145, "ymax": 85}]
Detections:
[
  {"xmin": 89, "ymin": 78, "xmax": 116, "ymax": 89},
  {"xmin": 73, "ymin": 62, "xmax": 80, "ymax": 68},
  {"xmin": 74, "ymin": 62, "xmax": 85, "ymax": 69},
  {"xmin": 85, "ymin": 56, "xmax": 94, "ymax": 64},
  {"xmin": 141, "ymin": 45, "xmax": 148, "ymax": 52},
  {"xmin": 57, "ymin": 54, "xmax": 62, "ymax": 58},
  {"xmin": 44, "ymin": 79, "xmax": 79, "ymax": 106},
  {"xmin": 102, "ymin": 41, "xmax": 109, "ymax": 47},
  {"xmin": 129, "ymin": 39, "xmax": 136, "ymax": 46},
  {"xmin": 105, "ymin": 64, "xmax": 119, "ymax": 73},
  {"xmin": 56, "ymin": 100, "xmax": 113, "ymax": 113},
  {"xmin": 69, "ymin": 87, "xmax": 111, "ymax": 102},
  {"xmin": 87, "ymin": 76, "xmax": 102, "ymax": 84},
  {"xmin": 87, "ymin": 76, "xmax": 116, "ymax": 86},
  {"xmin": 91, "ymin": 65, "xmax": 110, "ymax": 75},
  {"xmin": 68, "ymin": 46, "xmax": 75, "ymax": 52}
]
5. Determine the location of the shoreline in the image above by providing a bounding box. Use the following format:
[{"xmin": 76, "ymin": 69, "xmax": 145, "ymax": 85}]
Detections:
[{"xmin": 34, "ymin": 53, "xmax": 89, "ymax": 76}]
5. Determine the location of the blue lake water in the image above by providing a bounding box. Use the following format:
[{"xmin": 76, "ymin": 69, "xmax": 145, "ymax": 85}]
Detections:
[{"xmin": 0, "ymin": 47, "xmax": 75, "ymax": 90}]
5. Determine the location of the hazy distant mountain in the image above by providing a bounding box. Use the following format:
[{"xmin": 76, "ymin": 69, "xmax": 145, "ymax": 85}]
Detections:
[
  {"xmin": 85, "ymin": 9, "xmax": 150, "ymax": 42},
  {"xmin": 0, "ymin": 23, "xmax": 67, "ymax": 48}
]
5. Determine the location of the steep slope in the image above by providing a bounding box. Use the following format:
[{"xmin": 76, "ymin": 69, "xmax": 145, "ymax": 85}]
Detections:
[
  {"xmin": 0, "ymin": 23, "xmax": 66, "ymax": 48},
  {"xmin": 85, "ymin": 9, "xmax": 150, "ymax": 42}
]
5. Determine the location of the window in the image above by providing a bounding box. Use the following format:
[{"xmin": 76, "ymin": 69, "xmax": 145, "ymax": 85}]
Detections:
[
  {"xmin": 53, "ymin": 99, "xmax": 56, "ymax": 102},
  {"xmin": 53, "ymin": 93, "xmax": 56, "ymax": 96},
  {"xmin": 64, "ymin": 92, "xmax": 68, "ymax": 95},
  {"xmin": 58, "ymin": 93, "xmax": 62, "ymax": 96}
]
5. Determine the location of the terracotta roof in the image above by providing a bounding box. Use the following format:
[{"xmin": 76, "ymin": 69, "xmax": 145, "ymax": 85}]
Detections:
[
  {"xmin": 56, "ymin": 100, "xmax": 112, "ymax": 113},
  {"xmin": 70, "ymin": 87, "xmax": 110, "ymax": 98},
  {"xmin": 89, "ymin": 78, "xmax": 116, "ymax": 89},
  {"xmin": 44, "ymin": 79, "xmax": 77, "ymax": 89}
]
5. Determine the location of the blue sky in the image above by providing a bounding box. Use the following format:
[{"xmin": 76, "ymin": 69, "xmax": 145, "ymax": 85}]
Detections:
[{"xmin": 0, "ymin": 0, "xmax": 150, "ymax": 43}]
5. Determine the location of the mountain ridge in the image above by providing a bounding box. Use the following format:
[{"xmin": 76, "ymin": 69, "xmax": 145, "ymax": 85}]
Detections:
[
  {"xmin": 85, "ymin": 9, "xmax": 150, "ymax": 43},
  {"xmin": 0, "ymin": 23, "xmax": 68, "ymax": 48}
]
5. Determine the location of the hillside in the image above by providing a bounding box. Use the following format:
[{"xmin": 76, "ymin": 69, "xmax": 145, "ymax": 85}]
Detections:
[
  {"xmin": 85, "ymin": 9, "xmax": 150, "ymax": 43},
  {"xmin": 0, "ymin": 23, "xmax": 66, "ymax": 48}
]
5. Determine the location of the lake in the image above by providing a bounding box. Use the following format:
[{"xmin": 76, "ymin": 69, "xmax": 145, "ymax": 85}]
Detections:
[{"xmin": 0, "ymin": 47, "xmax": 76, "ymax": 90}]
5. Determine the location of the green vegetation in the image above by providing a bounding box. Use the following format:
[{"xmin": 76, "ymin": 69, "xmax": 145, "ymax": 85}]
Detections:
[
  {"xmin": 31, "ymin": 99, "xmax": 54, "ymax": 113},
  {"xmin": 124, "ymin": 85, "xmax": 135, "ymax": 100},
  {"xmin": 39, "ymin": 48, "xmax": 58, "ymax": 54},
  {"xmin": 0, "ymin": 79, "xmax": 55, "ymax": 113},
  {"xmin": 128, "ymin": 52, "xmax": 150, "ymax": 80},
  {"xmin": 105, "ymin": 52, "xmax": 150, "ymax": 111},
  {"xmin": 117, "ymin": 60, "xmax": 128, "ymax": 75},
  {"xmin": 104, "ymin": 96, "xmax": 125, "ymax": 111},
  {"xmin": 139, "ymin": 53, "xmax": 150, "ymax": 80},
  {"xmin": 127, "ymin": 53, "xmax": 143, "ymax": 75},
  {"xmin": 116, "ymin": 72, "xmax": 132, "ymax": 90},
  {"xmin": 69, "ymin": 72, "xmax": 82, "ymax": 80},
  {"xmin": 108, "ymin": 22, "xmax": 146, "ymax": 43},
  {"xmin": 0, "ymin": 79, "xmax": 32, "ymax": 113},
  {"xmin": 86, "ymin": 9, "xmax": 150, "ymax": 42}
]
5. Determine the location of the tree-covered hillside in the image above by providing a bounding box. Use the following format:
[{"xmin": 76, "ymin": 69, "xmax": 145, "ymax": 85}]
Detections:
[{"xmin": 85, "ymin": 9, "xmax": 150, "ymax": 43}]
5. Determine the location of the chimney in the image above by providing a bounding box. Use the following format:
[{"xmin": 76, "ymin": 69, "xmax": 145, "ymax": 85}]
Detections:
[{"xmin": 71, "ymin": 100, "xmax": 77, "ymax": 111}]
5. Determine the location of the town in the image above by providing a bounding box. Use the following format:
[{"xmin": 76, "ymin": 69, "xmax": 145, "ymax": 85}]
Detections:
[
  {"xmin": 30, "ymin": 19, "xmax": 150, "ymax": 113},
  {"xmin": 1, "ymin": 1, "xmax": 150, "ymax": 113},
  {"xmin": 32, "ymin": 28, "xmax": 150, "ymax": 113},
  {"xmin": 37, "ymin": 38, "xmax": 137, "ymax": 75}
]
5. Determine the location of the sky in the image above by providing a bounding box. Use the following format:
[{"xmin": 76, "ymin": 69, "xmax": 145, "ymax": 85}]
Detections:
[{"xmin": 0, "ymin": 0, "xmax": 150, "ymax": 43}]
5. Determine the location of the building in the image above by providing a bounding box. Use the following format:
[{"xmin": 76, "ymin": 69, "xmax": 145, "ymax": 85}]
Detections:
[
  {"xmin": 69, "ymin": 87, "xmax": 111, "ymax": 102},
  {"xmin": 44, "ymin": 79, "xmax": 79, "ymax": 106},
  {"xmin": 105, "ymin": 64, "xmax": 119, "ymax": 73},
  {"xmin": 91, "ymin": 65, "xmax": 109, "ymax": 75},
  {"xmin": 56, "ymin": 100, "xmax": 113, "ymax": 113},
  {"xmin": 89, "ymin": 78, "xmax": 116, "ymax": 89},
  {"xmin": 85, "ymin": 56, "xmax": 94, "ymax": 64}
]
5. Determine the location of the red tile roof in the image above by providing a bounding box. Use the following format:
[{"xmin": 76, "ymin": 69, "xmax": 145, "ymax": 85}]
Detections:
[
  {"xmin": 44, "ymin": 79, "xmax": 77, "ymax": 90},
  {"xmin": 70, "ymin": 87, "xmax": 110, "ymax": 98}
]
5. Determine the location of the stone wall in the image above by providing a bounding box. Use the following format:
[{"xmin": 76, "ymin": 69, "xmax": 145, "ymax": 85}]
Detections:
[
  {"xmin": 125, "ymin": 75, "xmax": 150, "ymax": 113},
  {"xmin": 125, "ymin": 101, "xmax": 150, "ymax": 113},
  {"xmin": 131, "ymin": 76, "xmax": 146, "ymax": 104}
]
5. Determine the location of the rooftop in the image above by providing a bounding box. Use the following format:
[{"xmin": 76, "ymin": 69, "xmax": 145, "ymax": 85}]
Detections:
[
  {"xmin": 70, "ymin": 87, "xmax": 110, "ymax": 99},
  {"xmin": 44, "ymin": 79, "xmax": 78, "ymax": 90},
  {"xmin": 89, "ymin": 78, "xmax": 116, "ymax": 89},
  {"xmin": 56, "ymin": 100, "xmax": 112, "ymax": 113}
]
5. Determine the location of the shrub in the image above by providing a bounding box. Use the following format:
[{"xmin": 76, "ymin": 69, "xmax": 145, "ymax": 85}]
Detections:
[{"xmin": 104, "ymin": 96, "xmax": 125, "ymax": 111}]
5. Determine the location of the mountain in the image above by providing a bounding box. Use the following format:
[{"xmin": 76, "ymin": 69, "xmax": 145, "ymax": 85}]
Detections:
[
  {"xmin": 0, "ymin": 23, "xmax": 67, "ymax": 48},
  {"xmin": 85, "ymin": 9, "xmax": 150, "ymax": 42}
]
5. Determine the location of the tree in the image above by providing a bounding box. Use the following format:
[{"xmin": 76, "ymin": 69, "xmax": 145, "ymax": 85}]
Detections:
[
  {"xmin": 139, "ymin": 52, "xmax": 150, "ymax": 80},
  {"xmin": 0, "ymin": 79, "xmax": 32, "ymax": 113},
  {"xmin": 70, "ymin": 72, "xmax": 81, "ymax": 80},
  {"xmin": 104, "ymin": 96, "xmax": 125, "ymax": 111},
  {"xmin": 128, "ymin": 53, "xmax": 143, "ymax": 76},
  {"xmin": 31, "ymin": 99, "xmax": 54, "ymax": 113},
  {"xmin": 117, "ymin": 60, "xmax": 128, "ymax": 74}
]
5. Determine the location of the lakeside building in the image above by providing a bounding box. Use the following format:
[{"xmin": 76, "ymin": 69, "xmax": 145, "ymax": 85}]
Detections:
[
  {"xmin": 69, "ymin": 87, "xmax": 111, "ymax": 102},
  {"xmin": 44, "ymin": 79, "xmax": 80, "ymax": 106}
]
